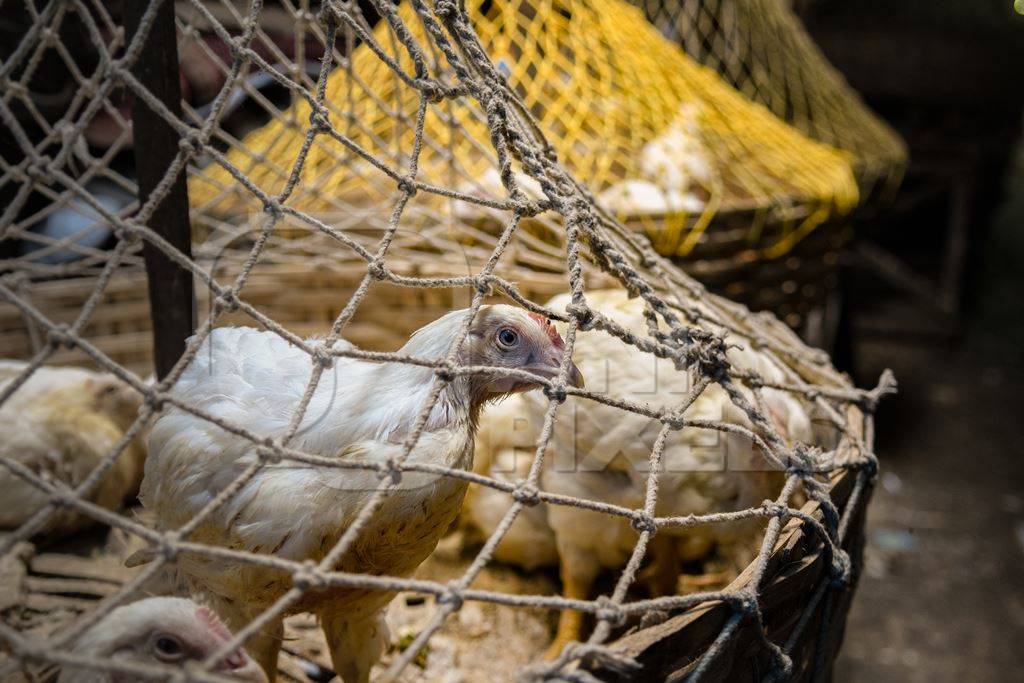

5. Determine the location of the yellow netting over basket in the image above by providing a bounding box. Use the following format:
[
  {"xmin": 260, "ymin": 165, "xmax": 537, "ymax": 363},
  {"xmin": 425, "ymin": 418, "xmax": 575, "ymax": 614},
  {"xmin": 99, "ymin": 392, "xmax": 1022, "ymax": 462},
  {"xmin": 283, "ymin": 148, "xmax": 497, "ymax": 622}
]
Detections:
[
  {"xmin": 632, "ymin": 0, "xmax": 907, "ymax": 195},
  {"xmin": 189, "ymin": 0, "xmax": 858, "ymax": 258}
]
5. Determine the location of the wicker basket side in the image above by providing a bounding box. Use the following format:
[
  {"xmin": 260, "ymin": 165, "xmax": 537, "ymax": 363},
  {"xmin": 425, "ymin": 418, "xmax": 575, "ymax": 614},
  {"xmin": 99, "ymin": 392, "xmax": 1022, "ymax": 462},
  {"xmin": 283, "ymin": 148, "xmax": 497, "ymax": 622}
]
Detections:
[
  {"xmin": 0, "ymin": 262, "xmax": 584, "ymax": 372},
  {"xmin": 0, "ymin": 271, "xmax": 155, "ymax": 375},
  {"xmin": 582, "ymin": 408, "xmax": 871, "ymax": 681}
]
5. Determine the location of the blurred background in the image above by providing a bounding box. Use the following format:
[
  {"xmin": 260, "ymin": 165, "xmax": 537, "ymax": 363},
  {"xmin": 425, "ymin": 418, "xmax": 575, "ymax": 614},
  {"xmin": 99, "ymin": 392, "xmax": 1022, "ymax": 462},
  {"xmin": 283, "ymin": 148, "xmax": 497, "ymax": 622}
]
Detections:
[{"xmin": 796, "ymin": 2, "xmax": 1024, "ymax": 680}]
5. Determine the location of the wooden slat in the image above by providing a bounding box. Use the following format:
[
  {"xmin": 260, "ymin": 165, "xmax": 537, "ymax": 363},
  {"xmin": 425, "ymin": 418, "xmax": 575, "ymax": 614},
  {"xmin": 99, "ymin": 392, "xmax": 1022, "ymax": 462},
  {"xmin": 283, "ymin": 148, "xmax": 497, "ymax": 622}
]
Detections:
[
  {"xmin": 23, "ymin": 576, "xmax": 121, "ymax": 599},
  {"xmin": 30, "ymin": 553, "xmax": 134, "ymax": 584}
]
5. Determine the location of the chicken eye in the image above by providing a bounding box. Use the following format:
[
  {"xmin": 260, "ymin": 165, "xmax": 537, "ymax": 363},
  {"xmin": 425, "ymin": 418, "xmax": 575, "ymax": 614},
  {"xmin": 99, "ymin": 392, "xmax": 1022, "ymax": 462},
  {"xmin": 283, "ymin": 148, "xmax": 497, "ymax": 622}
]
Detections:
[
  {"xmin": 496, "ymin": 327, "xmax": 519, "ymax": 349},
  {"xmin": 152, "ymin": 634, "xmax": 186, "ymax": 662}
]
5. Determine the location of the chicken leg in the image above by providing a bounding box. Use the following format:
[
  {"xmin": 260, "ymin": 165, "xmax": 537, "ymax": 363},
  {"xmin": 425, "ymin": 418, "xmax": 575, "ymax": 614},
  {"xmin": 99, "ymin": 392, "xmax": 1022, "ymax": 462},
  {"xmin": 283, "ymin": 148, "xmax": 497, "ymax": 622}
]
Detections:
[
  {"xmin": 545, "ymin": 548, "xmax": 600, "ymax": 660},
  {"xmin": 321, "ymin": 606, "xmax": 390, "ymax": 683},
  {"xmin": 637, "ymin": 534, "xmax": 681, "ymax": 597}
]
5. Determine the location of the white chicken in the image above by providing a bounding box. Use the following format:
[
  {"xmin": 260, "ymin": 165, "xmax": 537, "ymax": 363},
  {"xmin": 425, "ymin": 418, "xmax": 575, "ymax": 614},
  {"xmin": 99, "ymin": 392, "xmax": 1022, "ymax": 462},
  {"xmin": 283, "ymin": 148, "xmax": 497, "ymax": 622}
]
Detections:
[
  {"xmin": 465, "ymin": 290, "xmax": 817, "ymax": 657},
  {"xmin": 452, "ymin": 167, "xmax": 547, "ymax": 223},
  {"xmin": 638, "ymin": 103, "xmax": 712, "ymax": 192},
  {"xmin": 0, "ymin": 362, "xmax": 145, "ymax": 536},
  {"xmin": 139, "ymin": 307, "xmax": 583, "ymax": 683},
  {"xmin": 597, "ymin": 103, "xmax": 711, "ymax": 218},
  {"xmin": 59, "ymin": 596, "xmax": 266, "ymax": 682},
  {"xmin": 596, "ymin": 179, "xmax": 705, "ymax": 217}
]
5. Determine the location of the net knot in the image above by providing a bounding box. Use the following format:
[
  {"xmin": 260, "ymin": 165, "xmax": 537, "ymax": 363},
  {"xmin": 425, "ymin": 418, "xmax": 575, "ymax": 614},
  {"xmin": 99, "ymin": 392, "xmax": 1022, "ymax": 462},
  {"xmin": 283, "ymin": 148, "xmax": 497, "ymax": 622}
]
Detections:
[
  {"xmin": 54, "ymin": 121, "xmax": 77, "ymax": 145},
  {"xmin": 113, "ymin": 222, "xmax": 139, "ymax": 244},
  {"xmin": 309, "ymin": 108, "xmax": 332, "ymax": 133},
  {"xmin": 565, "ymin": 302, "xmax": 594, "ymax": 330},
  {"xmin": 483, "ymin": 95, "xmax": 508, "ymax": 123},
  {"xmin": 732, "ymin": 590, "xmax": 760, "ymax": 617},
  {"xmin": 179, "ymin": 131, "xmax": 205, "ymax": 155},
  {"xmin": 518, "ymin": 199, "xmax": 547, "ymax": 218},
  {"xmin": 144, "ymin": 392, "xmax": 165, "ymax": 412},
  {"xmin": 160, "ymin": 532, "xmax": 181, "ymax": 561},
  {"xmin": 861, "ymin": 369, "xmax": 898, "ymax": 412},
  {"xmin": 396, "ymin": 177, "xmax": 418, "ymax": 197},
  {"xmin": 434, "ymin": 0, "xmax": 458, "ymax": 19},
  {"xmin": 227, "ymin": 37, "xmax": 249, "ymax": 65},
  {"xmin": 48, "ymin": 487, "xmax": 75, "ymax": 509},
  {"xmin": 262, "ymin": 199, "xmax": 283, "ymax": 218},
  {"xmin": 256, "ymin": 444, "xmax": 283, "ymax": 465},
  {"xmin": 384, "ymin": 458, "xmax": 403, "ymax": 485},
  {"xmin": 594, "ymin": 596, "xmax": 626, "ymax": 626},
  {"xmin": 542, "ymin": 384, "xmax": 567, "ymax": 403},
  {"xmin": 4, "ymin": 80, "xmax": 27, "ymax": 100},
  {"xmin": 25, "ymin": 156, "xmax": 53, "ymax": 181},
  {"xmin": 475, "ymin": 275, "xmax": 494, "ymax": 296},
  {"xmin": 215, "ymin": 290, "xmax": 241, "ymax": 313},
  {"xmin": 856, "ymin": 449, "xmax": 879, "ymax": 476},
  {"xmin": 311, "ymin": 346, "xmax": 334, "ymax": 370},
  {"xmin": 512, "ymin": 481, "xmax": 541, "ymax": 507},
  {"xmin": 316, "ymin": 2, "xmax": 338, "ymax": 27},
  {"xmin": 785, "ymin": 444, "xmax": 815, "ymax": 478},
  {"xmin": 292, "ymin": 560, "xmax": 328, "ymax": 592},
  {"xmin": 829, "ymin": 549, "xmax": 852, "ymax": 587},
  {"xmin": 366, "ymin": 259, "xmax": 388, "ymax": 280},
  {"xmin": 415, "ymin": 78, "xmax": 446, "ymax": 103},
  {"xmin": 46, "ymin": 324, "xmax": 74, "ymax": 349},
  {"xmin": 437, "ymin": 584, "xmax": 464, "ymax": 610},
  {"xmin": 630, "ymin": 512, "xmax": 657, "ymax": 535},
  {"xmin": 434, "ymin": 360, "xmax": 457, "ymax": 382},
  {"xmin": 761, "ymin": 501, "xmax": 789, "ymax": 519},
  {"xmin": 661, "ymin": 414, "xmax": 686, "ymax": 430}
]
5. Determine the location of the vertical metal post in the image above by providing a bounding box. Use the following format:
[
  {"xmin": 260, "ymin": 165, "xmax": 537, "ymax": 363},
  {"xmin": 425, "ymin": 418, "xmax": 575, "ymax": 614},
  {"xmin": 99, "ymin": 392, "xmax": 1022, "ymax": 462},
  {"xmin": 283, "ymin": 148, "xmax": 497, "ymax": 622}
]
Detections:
[{"xmin": 124, "ymin": 0, "xmax": 195, "ymax": 380}]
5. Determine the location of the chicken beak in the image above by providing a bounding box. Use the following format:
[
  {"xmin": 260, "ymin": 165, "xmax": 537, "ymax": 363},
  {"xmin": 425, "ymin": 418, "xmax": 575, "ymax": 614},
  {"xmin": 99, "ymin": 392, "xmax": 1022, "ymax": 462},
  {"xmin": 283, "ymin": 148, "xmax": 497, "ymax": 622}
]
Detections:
[
  {"xmin": 567, "ymin": 361, "xmax": 585, "ymax": 389},
  {"xmin": 525, "ymin": 355, "xmax": 585, "ymax": 389}
]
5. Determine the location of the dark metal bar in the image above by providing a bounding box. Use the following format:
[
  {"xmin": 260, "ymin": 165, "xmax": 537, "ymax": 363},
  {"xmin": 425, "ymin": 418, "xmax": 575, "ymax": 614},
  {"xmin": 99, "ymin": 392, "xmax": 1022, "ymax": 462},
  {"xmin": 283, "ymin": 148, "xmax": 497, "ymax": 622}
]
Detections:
[{"xmin": 124, "ymin": 0, "xmax": 195, "ymax": 380}]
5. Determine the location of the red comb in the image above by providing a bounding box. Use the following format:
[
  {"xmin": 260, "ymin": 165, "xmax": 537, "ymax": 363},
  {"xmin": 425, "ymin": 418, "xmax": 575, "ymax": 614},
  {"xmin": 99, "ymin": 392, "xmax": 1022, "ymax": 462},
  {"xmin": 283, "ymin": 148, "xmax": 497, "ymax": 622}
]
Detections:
[{"xmin": 527, "ymin": 312, "xmax": 564, "ymax": 349}]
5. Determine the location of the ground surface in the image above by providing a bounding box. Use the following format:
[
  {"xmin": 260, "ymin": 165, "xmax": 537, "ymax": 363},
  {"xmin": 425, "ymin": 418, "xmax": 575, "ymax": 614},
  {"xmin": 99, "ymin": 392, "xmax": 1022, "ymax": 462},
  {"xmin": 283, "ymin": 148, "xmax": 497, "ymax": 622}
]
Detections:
[{"xmin": 835, "ymin": 148, "xmax": 1024, "ymax": 681}]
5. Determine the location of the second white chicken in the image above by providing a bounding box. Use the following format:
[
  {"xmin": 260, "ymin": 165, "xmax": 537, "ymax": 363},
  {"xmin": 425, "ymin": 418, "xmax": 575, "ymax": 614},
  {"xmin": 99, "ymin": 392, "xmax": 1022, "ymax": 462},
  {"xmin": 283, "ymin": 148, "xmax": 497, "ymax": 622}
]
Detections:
[{"xmin": 466, "ymin": 290, "xmax": 817, "ymax": 657}]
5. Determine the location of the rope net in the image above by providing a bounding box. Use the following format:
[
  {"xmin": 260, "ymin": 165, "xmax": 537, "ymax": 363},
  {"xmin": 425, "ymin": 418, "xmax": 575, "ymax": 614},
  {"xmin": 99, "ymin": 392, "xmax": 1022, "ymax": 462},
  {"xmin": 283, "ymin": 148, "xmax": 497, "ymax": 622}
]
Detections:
[
  {"xmin": 631, "ymin": 0, "xmax": 907, "ymax": 196},
  {"xmin": 0, "ymin": 1, "xmax": 892, "ymax": 681}
]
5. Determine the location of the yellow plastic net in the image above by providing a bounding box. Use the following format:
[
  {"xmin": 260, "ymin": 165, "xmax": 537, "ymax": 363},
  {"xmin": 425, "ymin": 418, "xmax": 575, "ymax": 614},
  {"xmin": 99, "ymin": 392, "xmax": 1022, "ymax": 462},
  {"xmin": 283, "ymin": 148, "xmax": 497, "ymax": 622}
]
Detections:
[
  {"xmin": 190, "ymin": 0, "xmax": 858, "ymax": 258},
  {"xmin": 632, "ymin": 0, "xmax": 907, "ymax": 195}
]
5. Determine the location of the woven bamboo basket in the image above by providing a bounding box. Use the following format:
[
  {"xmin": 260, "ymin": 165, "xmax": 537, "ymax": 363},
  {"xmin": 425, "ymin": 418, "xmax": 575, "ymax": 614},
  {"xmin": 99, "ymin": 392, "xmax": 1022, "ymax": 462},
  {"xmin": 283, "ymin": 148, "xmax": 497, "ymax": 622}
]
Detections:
[{"xmin": 0, "ymin": 233, "xmax": 871, "ymax": 682}]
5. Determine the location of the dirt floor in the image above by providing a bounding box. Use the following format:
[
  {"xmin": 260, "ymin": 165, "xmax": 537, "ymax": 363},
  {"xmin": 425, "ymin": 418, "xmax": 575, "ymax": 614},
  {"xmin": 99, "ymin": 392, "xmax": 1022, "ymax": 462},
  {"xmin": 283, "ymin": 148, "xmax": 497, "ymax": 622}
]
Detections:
[{"xmin": 835, "ymin": 149, "xmax": 1024, "ymax": 681}]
